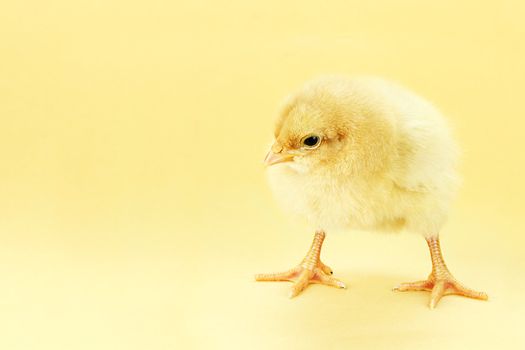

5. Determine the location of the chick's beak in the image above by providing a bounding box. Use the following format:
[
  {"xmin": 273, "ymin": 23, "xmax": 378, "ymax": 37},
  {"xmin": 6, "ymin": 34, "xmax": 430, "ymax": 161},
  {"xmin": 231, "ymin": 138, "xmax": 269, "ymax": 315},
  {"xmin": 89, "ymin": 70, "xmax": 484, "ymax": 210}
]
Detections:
[{"xmin": 264, "ymin": 148, "xmax": 295, "ymax": 166}]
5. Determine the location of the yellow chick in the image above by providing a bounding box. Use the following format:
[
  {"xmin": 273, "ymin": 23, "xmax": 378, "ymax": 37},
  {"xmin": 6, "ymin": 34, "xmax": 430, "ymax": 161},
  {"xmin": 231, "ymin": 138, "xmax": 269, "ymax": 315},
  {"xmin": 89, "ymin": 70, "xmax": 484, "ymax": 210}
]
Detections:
[{"xmin": 255, "ymin": 76, "xmax": 488, "ymax": 309}]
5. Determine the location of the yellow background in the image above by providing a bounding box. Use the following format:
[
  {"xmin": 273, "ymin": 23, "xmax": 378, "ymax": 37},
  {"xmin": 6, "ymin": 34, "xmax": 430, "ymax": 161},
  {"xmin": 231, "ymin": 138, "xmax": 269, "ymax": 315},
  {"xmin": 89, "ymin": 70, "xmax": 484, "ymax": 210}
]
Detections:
[{"xmin": 1, "ymin": 1, "xmax": 524, "ymax": 349}]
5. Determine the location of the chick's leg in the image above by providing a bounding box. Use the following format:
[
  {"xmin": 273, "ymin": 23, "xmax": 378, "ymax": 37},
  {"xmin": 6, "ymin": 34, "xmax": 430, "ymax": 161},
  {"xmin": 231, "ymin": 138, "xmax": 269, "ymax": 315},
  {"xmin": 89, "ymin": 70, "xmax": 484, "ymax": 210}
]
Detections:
[
  {"xmin": 255, "ymin": 231, "xmax": 346, "ymax": 298},
  {"xmin": 394, "ymin": 236, "xmax": 488, "ymax": 309}
]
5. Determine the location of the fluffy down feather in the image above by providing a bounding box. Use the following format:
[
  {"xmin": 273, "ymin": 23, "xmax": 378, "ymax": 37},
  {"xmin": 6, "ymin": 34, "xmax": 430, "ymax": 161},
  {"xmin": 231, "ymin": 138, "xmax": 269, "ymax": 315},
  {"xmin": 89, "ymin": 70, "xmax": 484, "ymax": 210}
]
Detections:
[{"xmin": 266, "ymin": 76, "xmax": 459, "ymax": 237}]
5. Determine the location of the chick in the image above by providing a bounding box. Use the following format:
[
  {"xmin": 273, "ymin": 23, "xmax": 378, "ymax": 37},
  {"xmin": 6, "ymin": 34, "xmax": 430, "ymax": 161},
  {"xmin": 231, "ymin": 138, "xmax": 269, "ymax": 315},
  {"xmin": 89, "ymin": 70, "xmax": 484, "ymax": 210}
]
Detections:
[{"xmin": 255, "ymin": 76, "xmax": 488, "ymax": 308}]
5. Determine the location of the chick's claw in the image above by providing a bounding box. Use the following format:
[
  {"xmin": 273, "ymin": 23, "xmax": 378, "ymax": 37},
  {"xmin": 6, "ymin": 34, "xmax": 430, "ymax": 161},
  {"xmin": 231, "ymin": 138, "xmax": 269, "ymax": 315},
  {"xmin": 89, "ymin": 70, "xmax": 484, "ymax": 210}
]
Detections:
[
  {"xmin": 255, "ymin": 231, "xmax": 346, "ymax": 298},
  {"xmin": 393, "ymin": 237, "xmax": 488, "ymax": 308},
  {"xmin": 394, "ymin": 274, "xmax": 488, "ymax": 309},
  {"xmin": 256, "ymin": 262, "xmax": 346, "ymax": 298}
]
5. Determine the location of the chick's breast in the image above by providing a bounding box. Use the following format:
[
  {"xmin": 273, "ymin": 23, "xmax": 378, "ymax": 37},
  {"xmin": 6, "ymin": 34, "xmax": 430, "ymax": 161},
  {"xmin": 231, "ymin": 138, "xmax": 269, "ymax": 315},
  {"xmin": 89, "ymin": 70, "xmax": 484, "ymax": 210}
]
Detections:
[{"xmin": 267, "ymin": 77, "xmax": 459, "ymax": 236}]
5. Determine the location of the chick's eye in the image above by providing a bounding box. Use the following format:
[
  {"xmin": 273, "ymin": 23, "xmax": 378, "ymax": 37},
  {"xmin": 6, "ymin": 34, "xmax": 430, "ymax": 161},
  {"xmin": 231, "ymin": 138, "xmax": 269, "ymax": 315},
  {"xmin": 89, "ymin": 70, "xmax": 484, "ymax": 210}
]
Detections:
[{"xmin": 302, "ymin": 135, "xmax": 320, "ymax": 148}]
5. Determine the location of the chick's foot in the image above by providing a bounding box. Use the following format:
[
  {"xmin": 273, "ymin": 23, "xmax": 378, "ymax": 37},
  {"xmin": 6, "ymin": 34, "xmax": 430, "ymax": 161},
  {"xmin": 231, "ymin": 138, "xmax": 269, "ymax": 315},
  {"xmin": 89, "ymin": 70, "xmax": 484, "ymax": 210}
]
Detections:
[
  {"xmin": 394, "ymin": 273, "xmax": 488, "ymax": 309},
  {"xmin": 255, "ymin": 231, "xmax": 346, "ymax": 298},
  {"xmin": 393, "ymin": 236, "xmax": 488, "ymax": 309}
]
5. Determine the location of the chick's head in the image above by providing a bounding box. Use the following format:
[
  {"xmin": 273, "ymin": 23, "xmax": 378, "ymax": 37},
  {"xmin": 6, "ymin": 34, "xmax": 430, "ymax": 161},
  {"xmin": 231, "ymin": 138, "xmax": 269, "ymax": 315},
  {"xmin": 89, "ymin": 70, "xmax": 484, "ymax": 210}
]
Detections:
[
  {"xmin": 265, "ymin": 78, "xmax": 396, "ymax": 176},
  {"xmin": 265, "ymin": 104, "xmax": 345, "ymax": 172}
]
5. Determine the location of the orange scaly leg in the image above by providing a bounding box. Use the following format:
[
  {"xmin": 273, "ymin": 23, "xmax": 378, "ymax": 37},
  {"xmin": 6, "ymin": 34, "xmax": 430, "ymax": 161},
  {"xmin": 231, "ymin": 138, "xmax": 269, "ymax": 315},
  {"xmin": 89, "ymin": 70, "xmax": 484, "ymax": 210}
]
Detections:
[
  {"xmin": 255, "ymin": 231, "xmax": 346, "ymax": 298},
  {"xmin": 394, "ymin": 236, "xmax": 488, "ymax": 309}
]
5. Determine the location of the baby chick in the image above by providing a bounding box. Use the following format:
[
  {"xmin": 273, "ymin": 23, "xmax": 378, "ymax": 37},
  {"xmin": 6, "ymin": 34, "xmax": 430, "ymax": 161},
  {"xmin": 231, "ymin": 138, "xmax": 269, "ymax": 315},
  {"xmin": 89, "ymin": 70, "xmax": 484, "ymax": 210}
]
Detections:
[{"xmin": 255, "ymin": 76, "xmax": 488, "ymax": 309}]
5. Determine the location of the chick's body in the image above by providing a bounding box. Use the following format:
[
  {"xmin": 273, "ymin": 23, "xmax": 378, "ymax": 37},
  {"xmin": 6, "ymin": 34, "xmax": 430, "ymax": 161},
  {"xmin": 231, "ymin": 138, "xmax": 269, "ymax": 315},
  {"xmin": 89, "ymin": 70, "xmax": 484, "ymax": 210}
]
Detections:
[
  {"xmin": 267, "ymin": 77, "xmax": 458, "ymax": 236},
  {"xmin": 256, "ymin": 76, "xmax": 487, "ymax": 308}
]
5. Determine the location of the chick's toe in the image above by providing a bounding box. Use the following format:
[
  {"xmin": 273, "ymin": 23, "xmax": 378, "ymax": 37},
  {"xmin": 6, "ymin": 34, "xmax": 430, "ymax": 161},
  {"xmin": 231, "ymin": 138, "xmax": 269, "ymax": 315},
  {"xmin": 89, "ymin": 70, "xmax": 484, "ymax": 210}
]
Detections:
[
  {"xmin": 255, "ymin": 231, "xmax": 346, "ymax": 298},
  {"xmin": 393, "ymin": 236, "xmax": 488, "ymax": 308}
]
